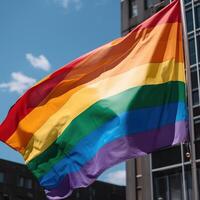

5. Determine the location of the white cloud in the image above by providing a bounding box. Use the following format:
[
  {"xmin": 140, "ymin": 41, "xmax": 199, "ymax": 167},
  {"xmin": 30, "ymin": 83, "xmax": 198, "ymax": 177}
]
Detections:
[
  {"xmin": 0, "ymin": 72, "xmax": 36, "ymax": 94},
  {"xmin": 104, "ymin": 170, "xmax": 126, "ymax": 186},
  {"xmin": 26, "ymin": 53, "xmax": 51, "ymax": 71},
  {"xmin": 54, "ymin": 0, "xmax": 82, "ymax": 10}
]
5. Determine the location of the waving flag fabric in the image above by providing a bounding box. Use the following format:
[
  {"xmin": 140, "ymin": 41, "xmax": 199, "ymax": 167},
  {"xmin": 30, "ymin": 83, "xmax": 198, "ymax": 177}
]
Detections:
[{"xmin": 0, "ymin": 0, "xmax": 188, "ymax": 199}]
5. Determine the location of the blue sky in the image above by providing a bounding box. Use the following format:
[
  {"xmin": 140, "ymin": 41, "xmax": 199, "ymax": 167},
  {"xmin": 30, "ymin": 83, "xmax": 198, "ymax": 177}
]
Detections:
[{"xmin": 0, "ymin": 0, "xmax": 125, "ymax": 186}]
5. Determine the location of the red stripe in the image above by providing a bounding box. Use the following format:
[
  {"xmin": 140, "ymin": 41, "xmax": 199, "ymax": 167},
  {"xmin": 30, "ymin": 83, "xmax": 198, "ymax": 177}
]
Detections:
[{"xmin": 0, "ymin": 55, "xmax": 88, "ymax": 142}]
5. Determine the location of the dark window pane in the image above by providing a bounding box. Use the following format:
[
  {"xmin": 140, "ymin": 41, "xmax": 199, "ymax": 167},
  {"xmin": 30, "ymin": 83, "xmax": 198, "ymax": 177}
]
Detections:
[
  {"xmin": 0, "ymin": 172, "xmax": 4, "ymax": 183},
  {"xmin": 25, "ymin": 179, "xmax": 32, "ymax": 189},
  {"xmin": 192, "ymin": 90, "xmax": 199, "ymax": 105},
  {"xmin": 186, "ymin": 10, "xmax": 194, "ymax": 32},
  {"xmin": 169, "ymin": 173, "xmax": 183, "ymax": 200},
  {"xmin": 195, "ymin": 140, "xmax": 200, "ymax": 159},
  {"xmin": 195, "ymin": 6, "xmax": 200, "ymax": 29},
  {"xmin": 184, "ymin": 0, "xmax": 191, "ymax": 3},
  {"xmin": 17, "ymin": 177, "xmax": 33, "ymax": 189},
  {"xmin": 144, "ymin": 0, "xmax": 148, "ymax": 10},
  {"xmin": 154, "ymin": 176, "xmax": 168, "ymax": 200},
  {"xmin": 144, "ymin": 0, "xmax": 153, "ymax": 10},
  {"xmin": 197, "ymin": 36, "xmax": 200, "ymax": 62},
  {"xmin": 189, "ymin": 39, "xmax": 196, "ymax": 65},
  {"xmin": 153, "ymin": 168, "xmax": 182, "ymax": 200},
  {"xmin": 185, "ymin": 166, "xmax": 192, "ymax": 200},
  {"xmin": 197, "ymin": 164, "xmax": 200, "ymax": 193},
  {"xmin": 152, "ymin": 146, "xmax": 181, "ymax": 169},
  {"xmin": 129, "ymin": 0, "xmax": 138, "ymax": 18},
  {"xmin": 194, "ymin": 118, "xmax": 200, "ymax": 140},
  {"xmin": 191, "ymin": 67, "xmax": 198, "ymax": 89},
  {"xmin": 76, "ymin": 191, "xmax": 80, "ymax": 198},
  {"xmin": 193, "ymin": 106, "xmax": 200, "ymax": 117},
  {"xmin": 17, "ymin": 176, "xmax": 24, "ymax": 187}
]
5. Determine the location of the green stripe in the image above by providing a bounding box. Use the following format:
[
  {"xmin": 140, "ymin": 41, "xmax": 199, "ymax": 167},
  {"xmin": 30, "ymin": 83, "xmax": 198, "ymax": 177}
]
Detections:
[{"xmin": 27, "ymin": 81, "xmax": 185, "ymax": 178}]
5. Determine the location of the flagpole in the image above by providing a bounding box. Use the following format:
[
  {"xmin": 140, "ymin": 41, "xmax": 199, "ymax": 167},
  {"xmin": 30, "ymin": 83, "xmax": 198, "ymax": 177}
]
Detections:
[{"xmin": 180, "ymin": 0, "xmax": 199, "ymax": 200}]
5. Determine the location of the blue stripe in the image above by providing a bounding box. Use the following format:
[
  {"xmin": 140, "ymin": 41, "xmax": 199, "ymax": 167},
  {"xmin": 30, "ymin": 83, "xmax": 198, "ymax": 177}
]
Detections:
[{"xmin": 40, "ymin": 102, "xmax": 187, "ymax": 188}]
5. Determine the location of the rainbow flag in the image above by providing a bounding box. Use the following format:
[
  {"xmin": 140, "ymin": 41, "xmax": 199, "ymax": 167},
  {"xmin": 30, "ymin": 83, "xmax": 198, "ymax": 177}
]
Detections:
[{"xmin": 0, "ymin": 0, "xmax": 188, "ymax": 199}]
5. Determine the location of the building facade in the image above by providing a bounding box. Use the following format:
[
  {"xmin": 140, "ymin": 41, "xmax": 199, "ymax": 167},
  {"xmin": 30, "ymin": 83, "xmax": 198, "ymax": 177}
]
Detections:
[
  {"xmin": 66, "ymin": 181, "xmax": 126, "ymax": 200},
  {"xmin": 0, "ymin": 159, "xmax": 45, "ymax": 200},
  {"xmin": 121, "ymin": 0, "xmax": 200, "ymax": 200},
  {"xmin": 0, "ymin": 159, "xmax": 125, "ymax": 200}
]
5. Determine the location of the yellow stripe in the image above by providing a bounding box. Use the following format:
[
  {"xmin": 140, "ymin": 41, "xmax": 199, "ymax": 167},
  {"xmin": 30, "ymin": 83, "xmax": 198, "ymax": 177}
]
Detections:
[{"xmin": 19, "ymin": 60, "xmax": 185, "ymax": 162}]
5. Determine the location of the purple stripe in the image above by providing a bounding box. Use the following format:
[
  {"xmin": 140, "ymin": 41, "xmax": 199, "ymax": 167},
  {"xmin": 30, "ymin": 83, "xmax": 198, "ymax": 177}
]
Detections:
[{"xmin": 45, "ymin": 121, "xmax": 188, "ymax": 199}]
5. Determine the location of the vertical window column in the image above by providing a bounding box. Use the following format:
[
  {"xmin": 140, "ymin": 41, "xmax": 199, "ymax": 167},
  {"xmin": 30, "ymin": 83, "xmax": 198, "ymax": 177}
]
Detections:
[
  {"xmin": 195, "ymin": 5, "xmax": 200, "ymax": 29},
  {"xmin": 186, "ymin": 9, "xmax": 194, "ymax": 32},
  {"xmin": 191, "ymin": 1, "xmax": 200, "ymax": 107},
  {"xmin": 0, "ymin": 172, "xmax": 4, "ymax": 183},
  {"xmin": 144, "ymin": 0, "xmax": 154, "ymax": 10},
  {"xmin": 129, "ymin": 0, "xmax": 138, "ymax": 18},
  {"xmin": 190, "ymin": 66, "xmax": 199, "ymax": 105}
]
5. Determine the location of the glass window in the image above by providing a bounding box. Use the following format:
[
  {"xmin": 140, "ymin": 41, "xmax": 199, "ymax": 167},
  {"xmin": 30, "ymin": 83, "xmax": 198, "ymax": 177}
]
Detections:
[
  {"xmin": 144, "ymin": 0, "xmax": 154, "ymax": 10},
  {"xmin": 25, "ymin": 179, "xmax": 33, "ymax": 189},
  {"xmin": 92, "ymin": 189, "xmax": 95, "ymax": 197},
  {"xmin": 197, "ymin": 164, "xmax": 200, "ymax": 193},
  {"xmin": 152, "ymin": 146, "xmax": 181, "ymax": 169},
  {"xmin": 154, "ymin": 176, "xmax": 169, "ymax": 200},
  {"xmin": 197, "ymin": 36, "xmax": 200, "ymax": 62},
  {"xmin": 76, "ymin": 191, "xmax": 80, "ymax": 198},
  {"xmin": 184, "ymin": 0, "xmax": 191, "ymax": 4},
  {"xmin": 193, "ymin": 106, "xmax": 200, "ymax": 117},
  {"xmin": 195, "ymin": 6, "xmax": 200, "ymax": 29},
  {"xmin": 89, "ymin": 187, "xmax": 96, "ymax": 199},
  {"xmin": 186, "ymin": 10, "xmax": 194, "ymax": 32},
  {"xmin": 17, "ymin": 176, "xmax": 33, "ymax": 189},
  {"xmin": 169, "ymin": 173, "xmax": 183, "ymax": 200},
  {"xmin": 0, "ymin": 172, "xmax": 4, "ymax": 183},
  {"xmin": 194, "ymin": 118, "xmax": 200, "ymax": 140},
  {"xmin": 192, "ymin": 90, "xmax": 199, "ymax": 105},
  {"xmin": 195, "ymin": 140, "xmax": 200, "ymax": 159},
  {"xmin": 189, "ymin": 38, "xmax": 196, "ymax": 65},
  {"xmin": 197, "ymin": 164, "xmax": 200, "ymax": 190},
  {"xmin": 185, "ymin": 167, "xmax": 192, "ymax": 200},
  {"xmin": 153, "ymin": 168, "xmax": 183, "ymax": 200},
  {"xmin": 191, "ymin": 67, "xmax": 198, "ymax": 89},
  {"xmin": 17, "ymin": 176, "xmax": 24, "ymax": 187},
  {"xmin": 130, "ymin": 0, "xmax": 138, "ymax": 18}
]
